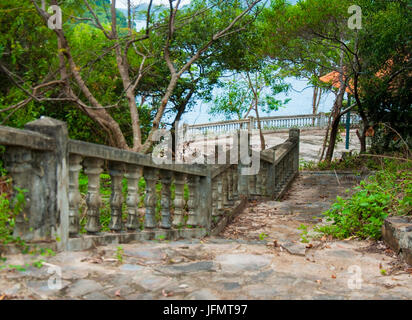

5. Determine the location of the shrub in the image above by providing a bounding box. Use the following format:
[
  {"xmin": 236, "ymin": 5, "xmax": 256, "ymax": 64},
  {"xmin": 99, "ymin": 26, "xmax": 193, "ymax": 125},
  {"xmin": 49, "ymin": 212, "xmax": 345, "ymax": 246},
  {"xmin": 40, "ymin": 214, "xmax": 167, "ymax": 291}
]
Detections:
[{"xmin": 316, "ymin": 159, "xmax": 412, "ymax": 240}]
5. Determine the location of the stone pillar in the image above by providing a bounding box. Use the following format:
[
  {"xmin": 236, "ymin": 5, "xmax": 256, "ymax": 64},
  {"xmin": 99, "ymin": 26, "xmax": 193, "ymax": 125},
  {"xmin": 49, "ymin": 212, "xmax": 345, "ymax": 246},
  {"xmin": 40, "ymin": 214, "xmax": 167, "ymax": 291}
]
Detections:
[
  {"xmin": 24, "ymin": 117, "xmax": 70, "ymax": 250},
  {"xmin": 125, "ymin": 164, "xmax": 140, "ymax": 230},
  {"xmin": 159, "ymin": 170, "xmax": 172, "ymax": 229},
  {"xmin": 187, "ymin": 175, "xmax": 200, "ymax": 226},
  {"xmin": 83, "ymin": 157, "xmax": 103, "ymax": 234},
  {"xmin": 172, "ymin": 172, "xmax": 186, "ymax": 227},
  {"xmin": 68, "ymin": 154, "xmax": 82, "ymax": 236},
  {"xmin": 143, "ymin": 167, "xmax": 158, "ymax": 229},
  {"xmin": 108, "ymin": 162, "xmax": 124, "ymax": 231}
]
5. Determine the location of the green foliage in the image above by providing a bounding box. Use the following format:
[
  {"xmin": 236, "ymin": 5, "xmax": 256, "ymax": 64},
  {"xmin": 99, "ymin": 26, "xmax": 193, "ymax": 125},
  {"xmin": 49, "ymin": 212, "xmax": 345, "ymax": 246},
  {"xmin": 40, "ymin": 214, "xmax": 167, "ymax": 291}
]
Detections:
[
  {"xmin": 116, "ymin": 245, "xmax": 124, "ymax": 264},
  {"xmin": 0, "ymin": 186, "xmax": 27, "ymax": 246},
  {"xmin": 298, "ymin": 224, "xmax": 309, "ymax": 243},
  {"xmin": 258, "ymin": 232, "xmax": 268, "ymax": 241},
  {"xmin": 209, "ymin": 63, "xmax": 290, "ymax": 121},
  {"xmin": 316, "ymin": 160, "xmax": 412, "ymax": 240}
]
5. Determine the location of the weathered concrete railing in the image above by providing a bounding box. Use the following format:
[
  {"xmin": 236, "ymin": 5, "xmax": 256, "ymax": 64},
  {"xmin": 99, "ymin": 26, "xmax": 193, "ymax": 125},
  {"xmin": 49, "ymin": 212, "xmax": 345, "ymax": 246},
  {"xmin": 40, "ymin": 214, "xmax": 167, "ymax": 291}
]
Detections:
[
  {"xmin": 0, "ymin": 117, "xmax": 300, "ymax": 251},
  {"xmin": 187, "ymin": 113, "xmax": 361, "ymax": 135}
]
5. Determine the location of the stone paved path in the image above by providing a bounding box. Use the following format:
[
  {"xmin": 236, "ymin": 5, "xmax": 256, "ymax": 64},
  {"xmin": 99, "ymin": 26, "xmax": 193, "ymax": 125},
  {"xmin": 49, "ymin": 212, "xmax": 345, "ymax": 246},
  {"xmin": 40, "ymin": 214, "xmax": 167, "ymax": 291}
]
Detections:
[{"xmin": 1, "ymin": 174, "xmax": 411, "ymax": 300}]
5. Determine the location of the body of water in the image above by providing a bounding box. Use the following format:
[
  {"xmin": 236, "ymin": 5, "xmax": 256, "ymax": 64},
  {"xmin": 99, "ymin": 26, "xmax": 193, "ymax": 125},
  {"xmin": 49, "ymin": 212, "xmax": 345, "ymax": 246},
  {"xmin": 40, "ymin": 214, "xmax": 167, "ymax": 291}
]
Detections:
[{"xmin": 180, "ymin": 77, "xmax": 336, "ymax": 125}]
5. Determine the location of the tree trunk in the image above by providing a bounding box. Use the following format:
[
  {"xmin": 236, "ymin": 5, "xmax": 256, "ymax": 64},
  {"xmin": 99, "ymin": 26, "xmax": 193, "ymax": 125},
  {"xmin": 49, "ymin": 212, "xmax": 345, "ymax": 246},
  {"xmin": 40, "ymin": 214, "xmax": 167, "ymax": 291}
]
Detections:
[{"xmin": 325, "ymin": 111, "xmax": 343, "ymax": 162}]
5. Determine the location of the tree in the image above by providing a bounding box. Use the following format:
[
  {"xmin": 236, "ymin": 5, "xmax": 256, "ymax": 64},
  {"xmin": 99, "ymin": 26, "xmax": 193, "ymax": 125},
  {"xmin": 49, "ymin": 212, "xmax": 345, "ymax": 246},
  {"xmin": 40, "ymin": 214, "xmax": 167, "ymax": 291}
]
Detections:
[
  {"xmin": 209, "ymin": 62, "xmax": 290, "ymax": 150},
  {"xmin": 262, "ymin": 0, "xmax": 411, "ymax": 161},
  {"xmin": 1, "ymin": 0, "xmax": 264, "ymax": 153}
]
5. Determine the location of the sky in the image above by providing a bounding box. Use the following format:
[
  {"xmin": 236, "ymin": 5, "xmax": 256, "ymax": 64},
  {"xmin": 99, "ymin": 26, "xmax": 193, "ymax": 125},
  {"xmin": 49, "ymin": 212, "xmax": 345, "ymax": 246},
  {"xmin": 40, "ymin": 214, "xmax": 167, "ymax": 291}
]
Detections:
[{"xmin": 115, "ymin": 0, "xmax": 336, "ymax": 125}]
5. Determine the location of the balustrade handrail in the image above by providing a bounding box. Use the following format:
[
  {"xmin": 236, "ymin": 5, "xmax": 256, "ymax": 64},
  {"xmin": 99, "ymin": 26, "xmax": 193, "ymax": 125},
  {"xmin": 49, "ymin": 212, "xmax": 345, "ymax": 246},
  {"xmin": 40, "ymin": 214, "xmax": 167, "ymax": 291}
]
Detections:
[
  {"xmin": 69, "ymin": 139, "xmax": 209, "ymax": 177},
  {"xmin": 187, "ymin": 112, "xmax": 361, "ymax": 133}
]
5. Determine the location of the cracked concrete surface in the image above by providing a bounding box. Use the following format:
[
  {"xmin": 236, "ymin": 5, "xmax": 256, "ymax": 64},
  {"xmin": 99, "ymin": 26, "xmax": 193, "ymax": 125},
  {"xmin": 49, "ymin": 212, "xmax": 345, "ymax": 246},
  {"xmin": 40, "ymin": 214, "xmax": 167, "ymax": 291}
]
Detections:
[{"xmin": 1, "ymin": 173, "xmax": 411, "ymax": 300}]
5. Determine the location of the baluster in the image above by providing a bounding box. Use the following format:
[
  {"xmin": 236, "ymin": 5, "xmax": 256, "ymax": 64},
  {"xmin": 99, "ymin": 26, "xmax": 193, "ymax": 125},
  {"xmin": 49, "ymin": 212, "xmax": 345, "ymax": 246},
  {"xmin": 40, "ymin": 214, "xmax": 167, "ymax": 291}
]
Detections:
[
  {"xmin": 211, "ymin": 179, "xmax": 219, "ymax": 216},
  {"xmin": 143, "ymin": 167, "xmax": 158, "ymax": 229},
  {"xmin": 108, "ymin": 162, "xmax": 124, "ymax": 231},
  {"xmin": 256, "ymin": 167, "xmax": 262, "ymax": 196},
  {"xmin": 249, "ymin": 173, "xmax": 257, "ymax": 195},
  {"xmin": 216, "ymin": 174, "xmax": 223, "ymax": 214},
  {"xmin": 160, "ymin": 170, "xmax": 172, "ymax": 229},
  {"xmin": 232, "ymin": 166, "xmax": 238, "ymax": 199},
  {"xmin": 125, "ymin": 164, "xmax": 141, "ymax": 230},
  {"xmin": 172, "ymin": 172, "xmax": 186, "ymax": 226},
  {"xmin": 68, "ymin": 154, "xmax": 82, "ymax": 236},
  {"xmin": 187, "ymin": 175, "xmax": 200, "ymax": 226},
  {"xmin": 222, "ymin": 171, "xmax": 229, "ymax": 206},
  {"xmin": 227, "ymin": 167, "xmax": 233, "ymax": 201},
  {"xmin": 261, "ymin": 163, "xmax": 267, "ymax": 196},
  {"xmin": 83, "ymin": 158, "xmax": 104, "ymax": 234}
]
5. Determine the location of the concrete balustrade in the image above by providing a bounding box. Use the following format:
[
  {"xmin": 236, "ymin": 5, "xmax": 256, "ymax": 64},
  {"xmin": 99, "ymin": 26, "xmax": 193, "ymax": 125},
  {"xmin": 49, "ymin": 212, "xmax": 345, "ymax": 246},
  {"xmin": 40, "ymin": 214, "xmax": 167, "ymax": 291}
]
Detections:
[
  {"xmin": 0, "ymin": 117, "xmax": 300, "ymax": 251},
  {"xmin": 187, "ymin": 113, "xmax": 361, "ymax": 136}
]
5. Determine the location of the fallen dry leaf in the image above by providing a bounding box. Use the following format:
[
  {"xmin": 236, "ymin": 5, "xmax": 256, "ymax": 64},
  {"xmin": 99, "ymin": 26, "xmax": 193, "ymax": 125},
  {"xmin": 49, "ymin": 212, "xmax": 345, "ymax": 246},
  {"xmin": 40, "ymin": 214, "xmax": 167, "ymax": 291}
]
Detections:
[
  {"xmin": 306, "ymin": 243, "xmax": 313, "ymax": 249},
  {"xmin": 331, "ymin": 275, "xmax": 336, "ymax": 279},
  {"xmin": 115, "ymin": 290, "xmax": 121, "ymax": 297},
  {"xmin": 0, "ymin": 295, "xmax": 5, "ymax": 301},
  {"xmin": 162, "ymin": 289, "xmax": 173, "ymax": 297}
]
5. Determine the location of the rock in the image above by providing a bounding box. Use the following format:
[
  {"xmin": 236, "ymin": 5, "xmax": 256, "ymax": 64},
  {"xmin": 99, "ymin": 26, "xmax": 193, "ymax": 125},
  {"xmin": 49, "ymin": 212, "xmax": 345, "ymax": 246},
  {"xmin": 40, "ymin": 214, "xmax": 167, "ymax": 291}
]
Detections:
[
  {"xmin": 245, "ymin": 285, "xmax": 279, "ymax": 299},
  {"xmin": 222, "ymin": 282, "xmax": 241, "ymax": 290},
  {"xmin": 133, "ymin": 275, "xmax": 176, "ymax": 291},
  {"xmin": 155, "ymin": 261, "xmax": 217, "ymax": 275},
  {"xmin": 251, "ymin": 270, "xmax": 274, "ymax": 281},
  {"xmin": 124, "ymin": 248, "xmax": 164, "ymax": 261},
  {"xmin": 104, "ymin": 285, "xmax": 135, "ymax": 297},
  {"xmin": 4, "ymin": 283, "xmax": 21, "ymax": 296},
  {"xmin": 60, "ymin": 266, "xmax": 89, "ymax": 280},
  {"xmin": 186, "ymin": 289, "xmax": 219, "ymax": 300},
  {"xmin": 83, "ymin": 292, "xmax": 110, "ymax": 300},
  {"xmin": 125, "ymin": 292, "xmax": 155, "ymax": 300},
  {"xmin": 280, "ymin": 241, "xmax": 307, "ymax": 256},
  {"xmin": 21, "ymin": 266, "xmax": 52, "ymax": 279},
  {"xmin": 120, "ymin": 264, "xmax": 146, "ymax": 272},
  {"xmin": 326, "ymin": 249, "xmax": 356, "ymax": 259},
  {"xmin": 215, "ymin": 254, "xmax": 272, "ymax": 272},
  {"xmin": 27, "ymin": 280, "xmax": 70, "ymax": 298},
  {"xmin": 66, "ymin": 279, "xmax": 103, "ymax": 298},
  {"xmin": 382, "ymin": 216, "xmax": 412, "ymax": 265}
]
